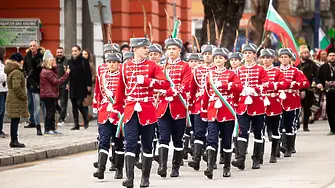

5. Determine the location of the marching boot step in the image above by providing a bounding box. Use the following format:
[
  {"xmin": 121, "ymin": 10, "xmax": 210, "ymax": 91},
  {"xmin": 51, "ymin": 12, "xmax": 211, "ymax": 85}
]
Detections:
[
  {"xmin": 223, "ymin": 152, "xmax": 232, "ymax": 177},
  {"xmin": 140, "ymin": 178, "xmax": 150, "ymax": 187},
  {"xmin": 93, "ymin": 170, "xmax": 104, "ymax": 179},
  {"xmin": 204, "ymin": 169, "xmax": 213, "ymax": 179},
  {"xmin": 140, "ymin": 155, "xmax": 152, "ymax": 187},
  {"xmin": 123, "ymin": 155, "xmax": 135, "ymax": 188},
  {"xmin": 252, "ymin": 160, "xmax": 260, "ymax": 169},
  {"xmin": 93, "ymin": 152, "xmax": 108, "ymax": 180},
  {"xmin": 93, "ymin": 161, "xmax": 98, "ymax": 168},
  {"xmin": 157, "ymin": 168, "xmax": 167, "ymax": 177},
  {"xmin": 157, "ymin": 147, "xmax": 168, "ymax": 177},
  {"xmin": 284, "ymin": 150, "xmax": 292, "ymax": 157},
  {"xmin": 114, "ymin": 169, "xmax": 123, "ymax": 179},
  {"xmin": 122, "ymin": 179, "xmax": 133, "ymax": 188},
  {"xmin": 269, "ymin": 155, "xmax": 277, "ymax": 163},
  {"xmin": 188, "ymin": 160, "xmax": 200, "ymax": 171},
  {"xmin": 170, "ymin": 168, "xmax": 179, "ymax": 177},
  {"xmin": 223, "ymin": 167, "xmax": 231, "ymax": 177}
]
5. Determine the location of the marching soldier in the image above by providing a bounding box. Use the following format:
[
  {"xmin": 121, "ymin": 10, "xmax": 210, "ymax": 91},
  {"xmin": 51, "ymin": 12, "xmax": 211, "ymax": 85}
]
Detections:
[
  {"xmin": 188, "ymin": 44, "xmax": 216, "ymax": 171},
  {"xmin": 111, "ymin": 37, "xmax": 170, "ymax": 188},
  {"xmin": 278, "ymin": 48, "xmax": 309, "ymax": 157},
  {"xmin": 297, "ymin": 45, "xmax": 319, "ymax": 132},
  {"xmin": 148, "ymin": 44, "xmax": 163, "ymax": 65},
  {"xmin": 318, "ymin": 48, "xmax": 335, "ymax": 135},
  {"xmin": 93, "ymin": 53, "xmax": 125, "ymax": 180},
  {"xmin": 232, "ymin": 43, "xmax": 270, "ymax": 170},
  {"xmin": 259, "ymin": 49, "xmax": 289, "ymax": 163},
  {"xmin": 156, "ymin": 38, "xmax": 191, "ymax": 178},
  {"xmin": 123, "ymin": 52, "xmax": 134, "ymax": 63},
  {"xmin": 202, "ymin": 48, "xmax": 242, "ymax": 179}
]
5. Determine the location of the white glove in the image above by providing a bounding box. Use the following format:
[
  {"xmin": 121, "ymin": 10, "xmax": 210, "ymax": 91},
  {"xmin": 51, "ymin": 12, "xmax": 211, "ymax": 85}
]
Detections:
[
  {"xmin": 245, "ymin": 87, "xmax": 256, "ymax": 95},
  {"xmin": 93, "ymin": 108, "xmax": 98, "ymax": 114},
  {"xmin": 214, "ymin": 80, "xmax": 222, "ymax": 87},
  {"xmin": 290, "ymin": 81, "xmax": 296, "ymax": 88},
  {"xmin": 137, "ymin": 75, "xmax": 144, "ymax": 84},
  {"xmin": 106, "ymin": 103, "xmax": 113, "ymax": 112},
  {"xmin": 106, "ymin": 89, "xmax": 113, "ymax": 97}
]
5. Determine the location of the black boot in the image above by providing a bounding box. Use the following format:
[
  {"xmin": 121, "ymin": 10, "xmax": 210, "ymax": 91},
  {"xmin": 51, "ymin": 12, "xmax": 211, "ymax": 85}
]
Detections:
[
  {"xmin": 157, "ymin": 147, "xmax": 168, "ymax": 177},
  {"xmin": 93, "ymin": 161, "xmax": 98, "ymax": 168},
  {"xmin": 284, "ymin": 135, "xmax": 293, "ymax": 157},
  {"xmin": 269, "ymin": 138, "xmax": 279, "ymax": 163},
  {"xmin": 140, "ymin": 155, "xmax": 152, "ymax": 187},
  {"xmin": 170, "ymin": 150, "xmax": 183, "ymax": 177},
  {"xmin": 70, "ymin": 124, "xmax": 80, "ymax": 130},
  {"xmin": 135, "ymin": 143, "xmax": 142, "ymax": 170},
  {"xmin": 153, "ymin": 140, "xmax": 159, "ymax": 163},
  {"xmin": 280, "ymin": 133, "xmax": 287, "ymax": 154},
  {"xmin": 213, "ymin": 149, "xmax": 218, "ymax": 169},
  {"xmin": 223, "ymin": 152, "xmax": 232, "ymax": 177},
  {"xmin": 204, "ymin": 149, "xmax": 215, "ymax": 179},
  {"xmin": 36, "ymin": 124, "xmax": 42, "ymax": 136},
  {"xmin": 109, "ymin": 147, "xmax": 116, "ymax": 171},
  {"xmin": 259, "ymin": 139, "xmax": 265, "ymax": 164},
  {"xmin": 291, "ymin": 134, "xmax": 296, "ymax": 154},
  {"xmin": 219, "ymin": 139, "xmax": 224, "ymax": 164},
  {"xmin": 251, "ymin": 142, "xmax": 262, "ymax": 169},
  {"xmin": 232, "ymin": 141, "xmax": 247, "ymax": 170},
  {"xmin": 122, "ymin": 155, "xmax": 135, "ymax": 188},
  {"xmin": 114, "ymin": 152, "xmax": 124, "ymax": 179},
  {"xmin": 188, "ymin": 142, "xmax": 202, "ymax": 171},
  {"xmin": 202, "ymin": 147, "xmax": 208, "ymax": 162},
  {"xmin": 190, "ymin": 133, "xmax": 195, "ymax": 158},
  {"xmin": 9, "ymin": 140, "xmax": 25, "ymax": 148},
  {"xmin": 183, "ymin": 136, "xmax": 190, "ymax": 160},
  {"xmin": 93, "ymin": 152, "xmax": 108, "ymax": 179},
  {"xmin": 233, "ymin": 137, "xmax": 239, "ymax": 159}
]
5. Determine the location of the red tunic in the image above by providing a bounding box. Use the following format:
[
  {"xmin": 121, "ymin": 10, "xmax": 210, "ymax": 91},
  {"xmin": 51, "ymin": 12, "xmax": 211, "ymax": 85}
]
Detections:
[
  {"xmin": 236, "ymin": 62, "xmax": 271, "ymax": 115},
  {"xmin": 263, "ymin": 65, "xmax": 290, "ymax": 116},
  {"xmin": 189, "ymin": 64, "xmax": 216, "ymax": 114},
  {"xmin": 112, "ymin": 59, "xmax": 170, "ymax": 126},
  {"xmin": 93, "ymin": 68, "xmax": 120, "ymax": 125},
  {"xmin": 156, "ymin": 58, "xmax": 192, "ymax": 119},
  {"xmin": 202, "ymin": 68, "xmax": 243, "ymax": 122},
  {"xmin": 92, "ymin": 63, "xmax": 108, "ymax": 111},
  {"xmin": 279, "ymin": 65, "xmax": 310, "ymax": 111}
]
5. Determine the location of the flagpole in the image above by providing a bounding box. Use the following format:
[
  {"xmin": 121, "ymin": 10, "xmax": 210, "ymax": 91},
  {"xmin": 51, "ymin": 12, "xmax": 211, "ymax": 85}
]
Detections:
[{"xmin": 314, "ymin": 0, "xmax": 320, "ymax": 49}]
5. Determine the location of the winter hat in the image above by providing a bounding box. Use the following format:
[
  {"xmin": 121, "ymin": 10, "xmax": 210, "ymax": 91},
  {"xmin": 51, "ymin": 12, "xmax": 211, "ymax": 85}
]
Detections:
[
  {"xmin": 260, "ymin": 48, "xmax": 275, "ymax": 58},
  {"xmin": 278, "ymin": 48, "xmax": 293, "ymax": 57},
  {"xmin": 212, "ymin": 48, "xmax": 229, "ymax": 58},
  {"xmin": 241, "ymin": 43, "xmax": 258, "ymax": 53},
  {"xmin": 228, "ymin": 52, "xmax": 242, "ymax": 60},
  {"xmin": 43, "ymin": 50, "xmax": 54, "ymax": 61},
  {"xmin": 9, "ymin": 52, "xmax": 24, "ymax": 62},
  {"xmin": 165, "ymin": 38, "xmax": 183, "ymax": 49},
  {"xmin": 148, "ymin": 44, "xmax": 163, "ymax": 54}
]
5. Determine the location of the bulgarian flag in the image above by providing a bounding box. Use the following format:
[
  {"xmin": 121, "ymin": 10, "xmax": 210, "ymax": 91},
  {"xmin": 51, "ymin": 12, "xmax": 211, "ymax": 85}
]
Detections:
[
  {"xmin": 264, "ymin": 0, "xmax": 300, "ymax": 66},
  {"xmin": 319, "ymin": 28, "xmax": 332, "ymax": 50}
]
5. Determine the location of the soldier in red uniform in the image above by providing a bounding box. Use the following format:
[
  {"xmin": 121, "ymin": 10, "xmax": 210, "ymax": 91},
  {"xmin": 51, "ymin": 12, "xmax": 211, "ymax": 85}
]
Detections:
[
  {"xmin": 202, "ymin": 48, "xmax": 242, "ymax": 179},
  {"xmin": 92, "ymin": 53, "xmax": 124, "ymax": 180},
  {"xmin": 112, "ymin": 37, "xmax": 170, "ymax": 188},
  {"xmin": 278, "ymin": 48, "xmax": 309, "ymax": 157},
  {"xmin": 232, "ymin": 43, "xmax": 270, "ymax": 170},
  {"xmin": 188, "ymin": 44, "xmax": 216, "ymax": 171},
  {"xmin": 259, "ymin": 49, "xmax": 289, "ymax": 163},
  {"xmin": 156, "ymin": 38, "xmax": 191, "ymax": 178}
]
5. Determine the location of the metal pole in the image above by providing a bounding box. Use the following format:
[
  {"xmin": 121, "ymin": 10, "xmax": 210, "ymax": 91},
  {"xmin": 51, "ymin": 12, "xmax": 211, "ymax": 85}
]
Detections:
[{"xmin": 314, "ymin": 0, "xmax": 320, "ymax": 49}]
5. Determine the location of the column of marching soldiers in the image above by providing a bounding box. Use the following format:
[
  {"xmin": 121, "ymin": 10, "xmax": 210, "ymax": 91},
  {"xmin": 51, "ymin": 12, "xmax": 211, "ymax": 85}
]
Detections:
[{"xmin": 90, "ymin": 32, "xmax": 312, "ymax": 188}]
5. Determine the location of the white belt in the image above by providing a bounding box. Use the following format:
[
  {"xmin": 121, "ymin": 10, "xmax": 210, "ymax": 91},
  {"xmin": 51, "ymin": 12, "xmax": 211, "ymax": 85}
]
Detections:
[
  {"xmin": 126, "ymin": 96, "xmax": 153, "ymax": 102},
  {"xmin": 263, "ymin": 93, "xmax": 278, "ymax": 97}
]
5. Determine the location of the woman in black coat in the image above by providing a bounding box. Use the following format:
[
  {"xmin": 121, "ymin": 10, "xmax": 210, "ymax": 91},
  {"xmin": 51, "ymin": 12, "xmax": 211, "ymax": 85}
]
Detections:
[{"xmin": 68, "ymin": 45, "xmax": 92, "ymax": 130}]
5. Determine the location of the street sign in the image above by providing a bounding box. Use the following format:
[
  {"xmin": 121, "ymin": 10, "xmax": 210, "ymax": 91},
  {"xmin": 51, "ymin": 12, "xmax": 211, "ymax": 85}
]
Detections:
[
  {"xmin": 0, "ymin": 18, "xmax": 41, "ymax": 47},
  {"xmin": 88, "ymin": 0, "xmax": 113, "ymax": 24}
]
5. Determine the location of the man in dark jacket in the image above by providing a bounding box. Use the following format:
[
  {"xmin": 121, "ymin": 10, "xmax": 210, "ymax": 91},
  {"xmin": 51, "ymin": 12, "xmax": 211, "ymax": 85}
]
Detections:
[
  {"xmin": 297, "ymin": 45, "xmax": 319, "ymax": 132},
  {"xmin": 23, "ymin": 41, "xmax": 45, "ymax": 135},
  {"xmin": 55, "ymin": 47, "xmax": 69, "ymax": 126}
]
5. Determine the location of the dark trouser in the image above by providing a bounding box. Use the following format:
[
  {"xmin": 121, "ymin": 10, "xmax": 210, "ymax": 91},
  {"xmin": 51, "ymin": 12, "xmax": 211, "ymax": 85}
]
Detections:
[
  {"xmin": 282, "ymin": 110, "xmax": 297, "ymax": 135},
  {"xmin": 301, "ymin": 90, "xmax": 314, "ymax": 129},
  {"xmin": 193, "ymin": 114, "xmax": 208, "ymax": 145},
  {"xmin": 41, "ymin": 98, "xmax": 57, "ymax": 132},
  {"xmin": 326, "ymin": 91, "xmax": 335, "ymax": 133},
  {"xmin": 58, "ymin": 86, "xmax": 68, "ymax": 122},
  {"xmin": 27, "ymin": 87, "xmax": 35, "ymax": 124},
  {"xmin": 185, "ymin": 114, "xmax": 195, "ymax": 136},
  {"xmin": 124, "ymin": 113, "xmax": 155, "ymax": 155},
  {"xmin": 265, "ymin": 115, "xmax": 281, "ymax": 140},
  {"xmin": 237, "ymin": 113, "xmax": 264, "ymax": 143},
  {"xmin": 158, "ymin": 108, "xmax": 186, "ymax": 149},
  {"xmin": 71, "ymin": 98, "xmax": 87, "ymax": 126},
  {"xmin": 207, "ymin": 120, "xmax": 234, "ymax": 152},
  {"xmin": 10, "ymin": 118, "xmax": 20, "ymax": 141},
  {"xmin": 98, "ymin": 120, "xmax": 124, "ymax": 153},
  {"xmin": 0, "ymin": 92, "xmax": 6, "ymax": 133}
]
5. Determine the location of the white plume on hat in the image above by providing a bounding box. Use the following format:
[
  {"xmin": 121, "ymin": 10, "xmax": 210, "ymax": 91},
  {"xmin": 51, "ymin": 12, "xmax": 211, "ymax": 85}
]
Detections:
[{"xmin": 43, "ymin": 50, "xmax": 54, "ymax": 61}]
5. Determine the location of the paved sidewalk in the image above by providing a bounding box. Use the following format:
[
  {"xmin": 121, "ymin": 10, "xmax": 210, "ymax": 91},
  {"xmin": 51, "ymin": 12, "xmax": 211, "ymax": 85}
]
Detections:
[{"xmin": 0, "ymin": 121, "xmax": 99, "ymax": 166}]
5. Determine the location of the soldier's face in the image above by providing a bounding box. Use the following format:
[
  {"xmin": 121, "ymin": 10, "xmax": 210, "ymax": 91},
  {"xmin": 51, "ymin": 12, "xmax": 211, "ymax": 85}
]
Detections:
[
  {"xmin": 188, "ymin": 60, "xmax": 199, "ymax": 68},
  {"xmin": 107, "ymin": 61, "xmax": 120, "ymax": 72},
  {"xmin": 243, "ymin": 51, "xmax": 255, "ymax": 62},
  {"xmin": 148, "ymin": 52, "xmax": 161, "ymax": 63},
  {"xmin": 203, "ymin": 52, "xmax": 213, "ymax": 63},
  {"xmin": 279, "ymin": 55, "xmax": 291, "ymax": 66},
  {"xmin": 214, "ymin": 55, "xmax": 227, "ymax": 68},
  {"xmin": 134, "ymin": 46, "xmax": 149, "ymax": 59},
  {"xmin": 166, "ymin": 45, "xmax": 181, "ymax": 60},
  {"xmin": 260, "ymin": 56, "xmax": 274, "ymax": 67},
  {"xmin": 328, "ymin": 53, "xmax": 335, "ymax": 63},
  {"xmin": 230, "ymin": 58, "xmax": 241, "ymax": 69}
]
